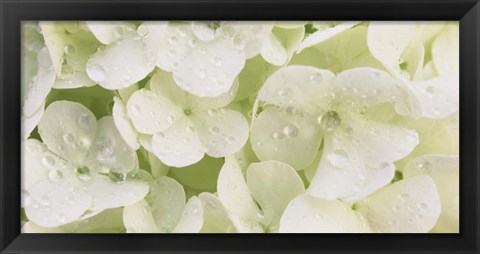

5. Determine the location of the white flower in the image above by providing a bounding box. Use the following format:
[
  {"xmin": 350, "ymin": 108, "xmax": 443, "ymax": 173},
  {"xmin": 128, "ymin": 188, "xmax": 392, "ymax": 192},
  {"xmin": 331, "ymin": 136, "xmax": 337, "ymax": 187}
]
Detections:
[
  {"xmin": 123, "ymin": 174, "xmax": 204, "ymax": 233},
  {"xmin": 279, "ymin": 175, "xmax": 441, "ymax": 233},
  {"xmin": 215, "ymin": 157, "xmax": 305, "ymax": 233},
  {"xmin": 251, "ymin": 65, "xmax": 420, "ymax": 201},
  {"xmin": 403, "ymin": 154, "xmax": 459, "ymax": 232},
  {"xmin": 22, "ymin": 101, "xmax": 148, "ymax": 227},
  {"xmin": 112, "ymin": 70, "xmax": 249, "ymax": 168}
]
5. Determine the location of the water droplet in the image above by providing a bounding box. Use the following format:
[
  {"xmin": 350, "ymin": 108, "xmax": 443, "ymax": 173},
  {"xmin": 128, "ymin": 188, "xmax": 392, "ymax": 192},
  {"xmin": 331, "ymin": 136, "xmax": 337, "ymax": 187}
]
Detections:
[
  {"xmin": 257, "ymin": 210, "xmax": 265, "ymax": 219},
  {"xmin": 391, "ymin": 206, "xmax": 400, "ymax": 213},
  {"xmin": 318, "ymin": 111, "xmax": 341, "ymax": 132},
  {"xmin": 371, "ymin": 71, "xmax": 381, "ymax": 78},
  {"xmin": 40, "ymin": 195, "xmax": 50, "ymax": 206},
  {"xmin": 210, "ymin": 126, "xmax": 220, "ymax": 134},
  {"xmin": 137, "ymin": 24, "xmax": 149, "ymax": 37},
  {"xmin": 114, "ymin": 27, "xmax": 125, "ymax": 38},
  {"xmin": 191, "ymin": 205, "xmax": 199, "ymax": 214},
  {"xmin": 309, "ymin": 73, "xmax": 322, "ymax": 82},
  {"xmin": 283, "ymin": 124, "xmax": 298, "ymax": 138},
  {"xmin": 78, "ymin": 114, "xmax": 92, "ymax": 129},
  {"xmin": 168, "ymin": 36, "xmax": 178, "ymax": 46},
  {"xmin": 328, "ymin": 149, "xmax": 349, "ymax": 167},
  {"xmin": 207, "ymin": 109, "xmax": 217, "ymax": 116},
  {"xmin": 419, "ymin": 203, "xmax": 428, "ymax": 210},
  {"xmin": 42, "ymin": 156, "xmax": 55, "ymax": 169},
  {"xmin": 233, "ymin": 35, "xmax": 246, "ymax": 49},
  {"xmin": 86, "ymin": 64, "xmax": 106, "ymax": 82},
  {"xmin": 188, "ymin": 39, "xmax": 197, "ymax": 48},
  {"xmin": 399, "ymin": 193, "xmax": 410, "ymax": 201},
  {"xmin": 416, "ymin": 161, "xmax": 432, "ymax": 174},
  {"xmin": 196, "ymin": 69, "xmax": 207, "ymax": 79},
  {"xmin": 272, "ymin": 131, "xmax": 284, "ymax": 140},
  {"xmin": 227, "ymin": 136, "xmax": 236, "ymax": 143},
  {"xmin": 185, "ymin": 126, "xmax": 195, "ymax": 133},
  {"xmin": 199, "ymin": 46, "xmax": 207, "ymax": 54},
  {"xmin": 96, "ymin": 137, "xmax": 115, "ymax": 163},
  {"xmin": 108, "ymin": 171, "xmax": 127, "ymax": 183},
  {"xmin": 426, "ymin": 86, "xmax": 435, "ymax": 94},
  {"xmin": 62, "ymin": 133, "xmax": 74, "ymax": 143},
  {"xmin": 284, "ymin": 106, "xmax": 296, "ymax": 114},
  {"xmin": 37, "ymin": 47, "xmax": 53, "ymax": 68},
  {"xmin": 76, "ymin": 166, "xmax": 91, "ymax": 181},
  {"xmin": 48, "ymin": 170, "xmax": 63, "ymax": 182},
  {"xmin": 64, "ymin": 44, "xmax": 76, "ymax": 55},
  {"xmin": 212, "ymin": 56, "xmax": 222, "ymax": 66},
  {"xmin": 379, "ymin": 162, "xmax": 390, "ymax": 170},
  {"xmin": 278, "ymin": 88, "xmax": 293, "ymax": 98},
  {"xmin": 21, "ymin": 190, "xmax": 31, "ymax": 207},
  {"xmin": 357, "ymin": 172, "xmax": 366, "ymax": 180}
]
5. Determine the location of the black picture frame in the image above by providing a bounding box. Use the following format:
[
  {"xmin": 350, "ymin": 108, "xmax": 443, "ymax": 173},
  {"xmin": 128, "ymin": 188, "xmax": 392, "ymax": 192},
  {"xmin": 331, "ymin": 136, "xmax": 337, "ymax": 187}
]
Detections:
[{"xmin": 1, "ymin": 0, "xmax": 479, "ymax": 253}]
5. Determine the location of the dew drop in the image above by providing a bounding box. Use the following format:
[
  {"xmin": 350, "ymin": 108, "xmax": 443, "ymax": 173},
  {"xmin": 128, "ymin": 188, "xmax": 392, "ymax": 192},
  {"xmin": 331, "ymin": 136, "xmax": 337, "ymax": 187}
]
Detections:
[
  {"xmin": 199, "ymin": 46, "xmax": 207, "ymax": 54},
  {"xmin": 78, "ymin": 114, "xmax": 92, "ymax": 128},
  {"xmin": 166, "ymin": 115, "xmax": 175, "ymax": 124},
  {"xmin": 212, "ymin": 56, "xmax": 223, "ymax": 66},
  {"xmin": 257, "ymin": 210, "xmax": 265, "ymax": 219},
  {"xmin": 416, "ymin": 161, "xmax": 432, "ymax": 174},
  {"xmin": 210, "ymin": 126, "xmax": 220, "ymax": 134},
  {"xmin": 371, "ymin": 71, "xmax": 381, "ymax": 78},
  {"xmin": 272, "ymin": 131, "xmax": 284, "ymax": 140},
  {"xmin": 48, "ymin": 170, "xmax": 63, "ymax": 182},
  {"xmin": 426, "ymin": 86, "xmax": 435, "ymax": 94},
  {"xmin": 42, "ymin": 156, "xmax": 55, "ymax": 169},
  {"xmin": 309, "ymin": 73, "xmax": 323, "ymax": 82},
  {"xmin": 108, "ymin": 171, "xmax": 127, "ymax": 183},
  {"xmin": 64, "ymin": 44, "xmax": 76, "ymax": 55},
  {"xmin": 86, "ymin": 64, "xmax": 106, "ymax": 82},
  {"xmin": 196, "ymin": 69, "xmax": 207, "ymax": 79},
  {"xmin": 419, "ymin": 203, "xmax": 428, "ymax": 210},
  {"xmin": 168, "ymin": 36, "xmax": 178, "ymax": 46},
  {"xmin": 40, "ymin": 195, "xmax": 50, "ymax": 206},
  {"xmin": 188, "ymin": 39, "xmax": 197, "ymax": 48},
  {"xmin": 191, "ymin": 205, "xmax": 199, "ymax": 214},
  {"xmin": 283, "ymin": 124, "xmax": 298, "ymax": 138},
  {"xmin": 227, "ymin": 136, "xmax": 236, "ymax": 144},
  {"xmin": 233, "ymin": 35, "xmax": 246, "ymax": 50},
  {"xmin": 62, "ymin": 133, "xmax": 74, "ymax": 143},
  {"xmin": 278, "ymin": 88, "xmax": 292, "ymax": 98},
  {"xmin": 137, "ymin": 24, "xmax": 149, "ymax": 37},
  {"xmin": 207, "ymin": 109, "xmax": 217, "ymax": 116},
  {"xmin": 185, "ymin": 126, "xmax": 195, "ymax": 133},
  {"xmin": 328, "ymin": 149, "xmax": 349, "ymax": 167},
  {"xmin": 21, "ymin": 190, "xmax": 31, "ymax": 207},
  {"xmin": 76, "ymin": 166, "xmax": 91, "ymax": 181}
]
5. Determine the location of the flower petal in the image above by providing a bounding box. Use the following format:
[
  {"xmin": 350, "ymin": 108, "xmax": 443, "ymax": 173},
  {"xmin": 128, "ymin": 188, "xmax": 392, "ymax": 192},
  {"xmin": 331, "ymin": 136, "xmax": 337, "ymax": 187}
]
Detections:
[
  {"xmin": 432, "ymin": 24, "xmax": 459, "ymax": 76},
  {"xmin": 406, "ymin": 75, "xmax": 459, "ymax": 119},
  {"xmin": 25, "ymin": 175, "xmax": 92, "ymax": 227},
  {"xmin": 22, "ymin": 64, "xmax": 56, "ymax": 117},
  {"xmin": 198, "ymin": 192, "xmax": 236, "ymax": 233},
  {"xmin": 86, "ymin": 21, "xmax": 134, "ymax": 45},
  {"xmin": 22, "ymin": 221, "xmax": 64, "ymax": 233},
  {"xmin": 150, "ymin": 70, "xmax": 239, "ymax": 112},
  {"xmin": 403, "ymin": 155, "xmax": 459, "ymax": 233},
  {"xmin": 147, "ymin": 176, "xmax": 186, "ymax": 232},
  {"xmin": 279, "ymin": 194, "xmax": 361, "ymax": 233},
  {"xmin": 151, "ymin": 116, "xmax": 206, "ymax": 167},
  {"xmin": 246, "ymin": 161, "xmax": 305, "ymax": 231},
  {"xmin": 173, "ymin": 196, "xmax": 204, "ymax": 233},
  {"xmin": 217, "ymin": 156, "xmax": 262, "ymax": 232},
  {"xmin": 257, "ymin": 66, "xmax": 335, "ymax": 113},
  {"xmin": 172, "ymin": 37, "xmax": 245, "ymax": 97},
  {"xmin": 86, "ymin": 174, "xmax": 149, "ymax": 211},
  {"xmin": 112, "ymin": 97, "xmax": 140, "ymax": 150},
  {"xmin": 22, "ymin": 103, "xmax": 44, "ymax": 141},
  {"xmin": 191, "ymin": 109, "xmax": 249, "ymax": 158},
  {"xmin": 22, "ymin": 139, "xmax": 75, "ymax": 191},
  {"xmin": 84, "ymin": 116, "xmax": 137, "ymax": 174},
  {"xmin": 123, "ymin": 200, "xmax": 159, "ymax": 233},
  {"xmin": 221, "ymin": 22, "xmax": 274, "ymax": 59},
  {"xmin": 126, "ymin": 89, "xmax": 183, "ymax": 135},
  {"xmin": 155, "ymin": 23, "xmax": 196, "ymax": 72},
  {"xmin": 367, "ymin": 22, "xmax": 416, "ymax": 72},
  {"xmin": 53, "ymin": 71, "xmax": 96, "ymax": 89},
  {"xmin": 250, "ymin": 108, "xmax": 323, "ymax": 169},
  {"xmin": 86, "ymin": 34, "xmax": 156, "ymax": 89},
  {"xmin": 298, "ymin": 21, "xmax": 360, "ymax": 52},
  {"xmin": 260, "ymin": 33, "xmax": 288, "ymax": 66},
  {"xmin": 357, "ymin": 175, "xmax": 441, "ymax": 233},
  {"xmin": 38, "ymin": 101, "xmax": 97, "ymax": 165}
]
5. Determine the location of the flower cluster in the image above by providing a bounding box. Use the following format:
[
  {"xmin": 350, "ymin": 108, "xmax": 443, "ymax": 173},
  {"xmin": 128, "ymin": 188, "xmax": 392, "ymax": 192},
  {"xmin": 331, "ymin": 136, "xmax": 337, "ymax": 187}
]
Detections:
[{"xmin": 21, "ymin": 21, "xmax": 459, "ymax": 233}]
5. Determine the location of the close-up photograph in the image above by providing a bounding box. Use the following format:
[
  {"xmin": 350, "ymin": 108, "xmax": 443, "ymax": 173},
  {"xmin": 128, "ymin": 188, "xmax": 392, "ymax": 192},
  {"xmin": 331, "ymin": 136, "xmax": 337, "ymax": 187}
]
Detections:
[{"xmin": 0, "ymin": 0, "xmax": 479, "ymax": 254}]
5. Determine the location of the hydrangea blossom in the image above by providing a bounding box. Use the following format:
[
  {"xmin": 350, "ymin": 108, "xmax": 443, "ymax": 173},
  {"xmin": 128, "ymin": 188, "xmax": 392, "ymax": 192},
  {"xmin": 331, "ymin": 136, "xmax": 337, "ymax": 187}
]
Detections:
[
  {"xmin": 22, "ymin": 101, "xmax": 148, "ymax": 227},
  {"xmin": 20, "ymin": 21, "xmax": 460, "ymax": 233}
]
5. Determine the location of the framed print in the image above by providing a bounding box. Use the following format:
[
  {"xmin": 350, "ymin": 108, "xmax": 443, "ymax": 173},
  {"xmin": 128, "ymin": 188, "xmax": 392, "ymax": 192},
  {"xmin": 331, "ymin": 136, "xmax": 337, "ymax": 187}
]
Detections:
[{"xmin": 1, "ymin": 0, "xmax": 479, "ymax": 253}]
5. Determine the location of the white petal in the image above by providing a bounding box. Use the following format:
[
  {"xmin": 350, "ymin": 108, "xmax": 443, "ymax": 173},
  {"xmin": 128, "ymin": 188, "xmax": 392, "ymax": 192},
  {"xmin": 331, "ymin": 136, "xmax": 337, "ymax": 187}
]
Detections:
[
  {"xmin": 139, "ymin": 21, "xmax": 169, "ymax": 48},
  {"xmin": 84, "ymin": 116, "xmax": 138, "ymax": 174},
  {"xmin": 123, "ymin": 200, "xmax": 159, "ymax": 233},
  {"xmin": 221, "ymin": 22, "xmax": 274, "ymax": 58},
  {"xmin": 341, "ymin": 163, "xmax": 395, "ymax": 202},
  {"xmin": 173, "ymin": 37, "xmax": 246, "ymax": 97},
  {"xmin": 39, "ymin": 22, "xmax": 65, "ymax": 74},
  {"xmin": 198, "ymin": 192, "xmax": 236, "ymax": 233},
  {"xmin": 53, "ymin": 71, "xmax": 96, "ymax": 89},
  {"xmin": 246, "ymin": 161, "xmax": 305, "ymax": 231},
  {"xmin": 155, "ymin": 23, "xmax": 196, "ymax": 72},
  {"xmin": 148, "ymin": 152, "xmax": 170, "ymax": 178},
  {"xmin": 86, "ymin": 21, "xmax": 134, "ymax": 44},
  {"xmin": 334, "ymin": 67, "xmax": 404, "ymax": 110},
  {"xmin": 191, "ymin": 109, "xmax": 249, "ymax": 158},
  {"xmin": 217, "ymin": 156, "xmax": 262, "ymax": 232},
  {"xmin": 250, "ymin": 108, "xmax": 323, "ymax": 169},
  {"xmin": 22, "ymin": 103, "xmax": 44, "ymax": 141},
  {"xmin": 279, "ymin": 194, "xmax": 361, "ymax": 233},
  {"xmin": 431, "ymin": 24, "xmax": 459, "ymax": 76},
  {"xmin": 126, "ymin": 89, "xmax": 183, "ymax": 135},
  {"xmin": 22, "ymin": 65, "xmax": 56, "ymax": 117},
  {"xmin": 357, "ymin": 175, "xmax": 441, "ymax": 233},
  {"xmin": 86, "ymin": 35, "xmax": 156, "ymax": 89},
  {"xmin": 257, "ymin": 66, "xmax": 336, "ymax": 113},
  {"xmin": 260, "ymin": 33, "xmax": 288, "ymax": 66},
  {"xmin": 403, "ymin": 155, "xmax": 459, "ymax": 232},
  {"xmin": 150, "ymin": 69, "xmax": 239, "ymax": 111},
  {"xmin": 406, "ymin": 75, "xmax": 459, "ymax": 119},
  {"xmin": 192, "ymin": 22, "xmax": 216, "ymax": 41},
  {"xmin": 25, "ymin": 175, "xmax": 92, "ymax": 227},
  {"xmin": 38, "ymin": 101, "xmax": 97, "ymax": 165},
  {"xmin": 112, "ymin": 97, "xmax": 140, "ymax": 150},
  {"xmin": 147, "ymin": 176, "xmax": 186, "ymax": 232},
  {"xmin": 298, "ymin": 21, "xmax": 360, "ymax": 52},
  {"xmin": 173, "ymin": 196, "xmax": 204, "ymax": 233},
  {"xmin": 22, "ymin": 139, "xmax": 75, "ymax": 191},
  {"xmin": 63, "ymin": 208, "xmax": 125, "ymax": 233},
  {"xmin": 367, "ymin": 22, "xmax": 416, "ymax": 72},
  {"xmin": 402, "ymin": 42, "xmax": 425, "ymax": 81},
  {"xmin": 151, "ymin": 116, "xmax": 206, "ymax": 167},
  {"xmin": 86, "ymin": 174, "xmax": 149, "ymax": 211}
]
